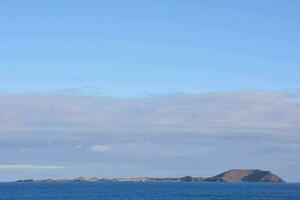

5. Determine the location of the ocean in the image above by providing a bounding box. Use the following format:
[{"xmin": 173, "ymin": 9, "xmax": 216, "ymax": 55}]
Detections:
[{"xmin": 0, "ymin": 182, "xmax": 299, "ymax": 200}]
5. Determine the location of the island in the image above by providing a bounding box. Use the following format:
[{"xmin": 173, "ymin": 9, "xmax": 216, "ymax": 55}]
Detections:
[
  {"xmin": 16, "ymin": 169, "xmax": 285, "ymax": 183},
  {"xmin": 204, "ymin": 169, "xmax": 285, "ymax": 183}
]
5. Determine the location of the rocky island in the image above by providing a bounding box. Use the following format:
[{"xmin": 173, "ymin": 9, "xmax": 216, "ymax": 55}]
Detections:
[
  {"xmin": 16, "ymin": 169, "xmax": 285, "ymax": 183},
  {"xmin": 204, "ymin": 169, "xmax": 285, "ymax": 183}
]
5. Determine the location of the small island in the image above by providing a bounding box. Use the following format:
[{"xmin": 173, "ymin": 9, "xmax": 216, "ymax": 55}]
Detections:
[{"xmin": 16, "ymin": 169, "xmax": 286, "ymax": 183}]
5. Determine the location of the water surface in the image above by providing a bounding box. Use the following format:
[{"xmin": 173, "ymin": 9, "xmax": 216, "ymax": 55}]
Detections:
[{"xmin": 0, "ymin": 182, "xmax": 299, "ymax": 200}]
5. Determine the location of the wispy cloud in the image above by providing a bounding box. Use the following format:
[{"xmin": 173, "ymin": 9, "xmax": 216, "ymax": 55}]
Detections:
[
  {"xmin": 0, "ymin": 92, "xmax": 300, "ymax": 158},
  {"xmin": 90, "ymin": 145, "xmax": 112, "ymax": 153},
  {"xmin": 0, "ymin": 164, "xmax": 67, "ymax": 170},
  {"xmin": 0, "ymin": 92, "xmax": 299, "ymax": 137}
]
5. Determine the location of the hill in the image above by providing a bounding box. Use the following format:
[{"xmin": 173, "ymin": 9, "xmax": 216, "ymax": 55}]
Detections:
[{"xmin": 204, "ymin": 169, "xmax": 285, "ymax": 183}]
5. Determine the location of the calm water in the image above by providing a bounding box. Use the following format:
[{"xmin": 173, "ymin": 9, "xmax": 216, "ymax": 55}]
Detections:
[{"xmin": 0, "ymin": 182, "xmax": 299, "ymax": 200}]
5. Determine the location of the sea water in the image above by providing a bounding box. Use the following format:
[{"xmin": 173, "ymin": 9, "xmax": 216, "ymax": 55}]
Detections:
[{"xmin": 0, "ymin": 182, "xmax": 299, "ymax": 200}]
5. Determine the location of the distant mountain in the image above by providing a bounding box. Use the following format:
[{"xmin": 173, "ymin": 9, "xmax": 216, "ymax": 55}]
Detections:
[
  {"xmin": 204, "ymin": 169, "xmax": 285, "ymax": 183},
  {"xmin": 16, "ymin": 169, "xmax": 285, "ymax": 183}
]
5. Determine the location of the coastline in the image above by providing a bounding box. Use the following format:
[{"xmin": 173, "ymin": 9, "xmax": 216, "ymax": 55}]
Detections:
[{"xmin": 15, "ymin": 169, "xmax": 286, "ymax": 183}]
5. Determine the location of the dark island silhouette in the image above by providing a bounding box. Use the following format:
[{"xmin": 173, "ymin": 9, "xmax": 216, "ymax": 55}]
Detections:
[{"xmin": 17, "ymin": 169, "xmax": 285, "ymax": 183}]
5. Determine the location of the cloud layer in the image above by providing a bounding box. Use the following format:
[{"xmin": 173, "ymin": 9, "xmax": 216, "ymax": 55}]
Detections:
[
  {"xmin": 0, "ymin": 92, "xmax": 299, "ymax": 137},
  {"xmin": 0, "ymin": 92, "xmax": 300, "ymax": 181}
]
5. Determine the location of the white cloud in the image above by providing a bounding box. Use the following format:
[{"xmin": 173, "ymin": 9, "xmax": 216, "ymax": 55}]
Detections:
[
  {"xmin": 89, "ymin": 145, "xmax": 112, "ymax": 153},
  {"xmin": 0, "ymin": 164, "xmax": 67, "ymax": 170}
]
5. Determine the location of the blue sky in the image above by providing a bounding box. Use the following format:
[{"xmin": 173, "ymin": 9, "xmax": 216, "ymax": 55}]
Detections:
[
  {"xmin": 1, "ymin": 0, "xmax": 300, "ymax": 96},
  {"xmin": 0, "ymin": 1, "xmax": 300, "ymax": 182}
]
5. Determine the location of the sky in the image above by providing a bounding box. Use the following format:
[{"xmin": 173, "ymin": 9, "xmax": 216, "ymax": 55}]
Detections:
[{"xmin": 0, "ymin": 0, "xmax": 300, "ymax": 182}]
